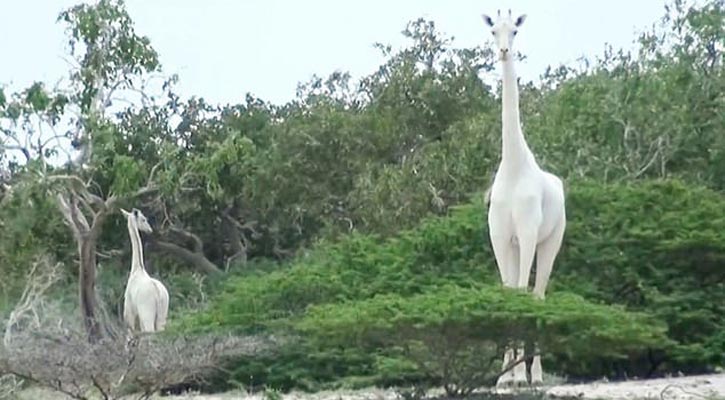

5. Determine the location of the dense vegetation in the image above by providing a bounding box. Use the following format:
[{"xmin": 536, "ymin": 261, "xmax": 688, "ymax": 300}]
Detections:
[
  {"xmin": 0, "ymin": 0, "xmax": 723, "ymax": 396},
  {"xmin": 179, "ymin": 180, "xmax": 724, "ymax": 391}
]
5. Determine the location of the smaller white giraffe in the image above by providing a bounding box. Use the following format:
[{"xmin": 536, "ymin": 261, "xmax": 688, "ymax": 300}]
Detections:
[
  {"xmin": 482, "ymin": 10, "xmax": 566, "ymax": 388},
  {"xmin": 121, "ymin": 208, "xmax": 169, "ymax": 333}
]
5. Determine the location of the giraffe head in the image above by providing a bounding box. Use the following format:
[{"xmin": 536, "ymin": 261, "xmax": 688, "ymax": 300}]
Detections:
[
  {"xmin": 482, "ymin": 9, "xmax": 526, "ymax": 61},
  {"xmin": 121, "ymin": 208, "xmax": 153, "ymax": 233}
]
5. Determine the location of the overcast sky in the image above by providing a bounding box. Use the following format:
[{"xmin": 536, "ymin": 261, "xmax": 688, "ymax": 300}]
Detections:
[{"xmin": 1, "ymin": 0, "xmax": 668, "ymax": 106}]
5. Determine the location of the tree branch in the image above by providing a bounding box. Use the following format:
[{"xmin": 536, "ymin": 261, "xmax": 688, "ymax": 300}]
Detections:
[
  {"xmin": 56, "ymin": 193, "xmax": 89, "ymax": 238},
  {"xmin": 149, "ymin": 238, "xmax": 221, "ymax": 276},
  {"xmin": 221, "ymin": 209, "xmax": 257, "ymax": 269},
  {"xmin": 168, "ymin": 226, "xmax": 205, "ymax": 253},
  {"xmin": 0, "ymin": 143, "xmax": 31, "ymax": 163}
]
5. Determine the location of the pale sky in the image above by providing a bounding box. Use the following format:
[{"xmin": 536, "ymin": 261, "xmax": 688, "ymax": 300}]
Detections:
[{"xmin": 1, "ymin": 0, "xmax": 667, "ymax": 106}]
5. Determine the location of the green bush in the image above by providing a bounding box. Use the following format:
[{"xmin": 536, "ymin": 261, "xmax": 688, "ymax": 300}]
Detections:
[
  {"xmin": 175, "ymin": 202, "xmax": 494, "ymax": 334},
  {"xmin": 554, "ymin": 180, "xmax": 725, "ymax": 373},
  {"xmin": 176, "ymin": 179, "xmax": 725, "ymax": 391},
  {"xmin": 299, "ymin": 285, "xmax": 668, "ymax": 358},
  {"xmin": 298, "ymin": 285, "xmax": 669, "ymax": 396}
]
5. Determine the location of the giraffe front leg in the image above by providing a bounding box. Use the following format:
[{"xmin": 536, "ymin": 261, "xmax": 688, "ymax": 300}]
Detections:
[
  {"xmin": 531, "ymin": 352, "xmax": 544, "ymax": 386},
  {"xmin": 123, "ymin": 296, "xmax": 136, "ymax": 331},
  {"xmin": 512, "ymin": 343, "xmax": 528, "ymax": 386},
  {"xmin": 530, "ymin": 217, "xmax": 565, "ymax": 386},
  {"xmin": 496, "ymin": 347, "xmax": 516, "ymax": 388},
  {"xmin": 512, "ymin": 196, "xmax": 543, "ymax": 291}
]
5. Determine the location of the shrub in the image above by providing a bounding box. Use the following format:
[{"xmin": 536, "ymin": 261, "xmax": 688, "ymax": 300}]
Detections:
[
  {"xmin": 554, "ymin": 180, "xmax": 725, "ymax": 374},
  {"xmin": 177, "ymin": 179, "xmax": 725, "ymax": 390},
  {"xmin": 297, "ymin": 285, "xmax": 669, "ymax": 396}
]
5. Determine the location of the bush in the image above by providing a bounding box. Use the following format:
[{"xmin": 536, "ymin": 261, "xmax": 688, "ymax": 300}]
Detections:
[
  {"xmin": 177, "ymin": 179, "xmax": 725, "ymax": 391},
  {"xmin": 175, "ymin": 201, "xmax": 494, "ymax": 335},
  {"xmin": 298, "ymin": 285, "xmax": 669, "ymax": 397},
  {"xmin": 1, "ymin": 328, "xmax": 269, "ymax": 400},
  {"xmin": 554, "ymin": 180, "xmax": 725, "ymax": 375}
]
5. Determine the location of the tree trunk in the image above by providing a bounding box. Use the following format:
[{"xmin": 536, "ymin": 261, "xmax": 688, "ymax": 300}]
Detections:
[
  {"xmin": 222, "ymin": 214, "xmax": 247, "ymax": 270},
  {"xmin": 79, "ymin": 236, "xmax": 101, "ymax": 343}
]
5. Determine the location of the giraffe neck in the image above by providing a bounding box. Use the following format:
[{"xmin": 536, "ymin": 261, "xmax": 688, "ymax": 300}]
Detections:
[
  {"xmin": 127, "ymin": 219, "xmax": 146, "ymax": 275},
  {"xmin": 500, "ymin": 56, "xmax": 532, "ymax": 169}
]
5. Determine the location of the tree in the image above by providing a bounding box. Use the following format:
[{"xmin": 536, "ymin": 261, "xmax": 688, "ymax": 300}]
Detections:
[{"xmin": 0, "ymin": 0, "xmax": 164, "ymax": 341}]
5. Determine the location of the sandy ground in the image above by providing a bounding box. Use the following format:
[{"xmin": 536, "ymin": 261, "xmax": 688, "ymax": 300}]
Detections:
[
  {"xmin": 14, "ymin": 373, "xmax": 725, "ymax": 399},
  {"xmin": 545, "ymin": 373, "xmax": 725, "ymax": 399},
  {"xmin": 165, "ymin": 374, "xmax": 725, "ymax": 400}
]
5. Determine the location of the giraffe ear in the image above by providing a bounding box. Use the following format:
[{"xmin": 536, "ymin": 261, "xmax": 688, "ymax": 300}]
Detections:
[
  {"xmin": 120, "ymin": 208, "xmax": 131, "ymax": 217},
  {"xmin": 515, "ymin": 14, "xmax": 527, "ymax": 27},
  {"xmin": 482, "ymin": 14, "xmax": 494, "ymax": 27}
]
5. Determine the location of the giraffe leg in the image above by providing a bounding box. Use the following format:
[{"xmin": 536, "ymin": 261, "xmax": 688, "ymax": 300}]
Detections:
[
  {"xmin": 515, "ymin": 227, "xmax": 538, "ymax": 385},
  {"xmin": 123, "ymin": 297, "xmax": 135, "ymax": 330},
  {"xmin": 515, "ymin": 229, "xmax": 539, "ymax": 290},
  {"xmin": 490, "ymin": 237, "xmax": 515, "ymax": 287},
  {"xmin": 531, "ymin": 351, "xmax": 544, "ymax": 386},
  {"xmin": 138, "ymin": 306, "xmax": 157, "ymax": 333},
  {"xmin": 510, "ymin": 198, "xmax": 543, "ymax": 386},
  {"xmin": 512, "ymin": 197, "xmax": 542, "ymax": 290},
  {"xmin": 512, "ymin": 344, "xmax": 528, "ymax": 386},
  {"xmin": 533, "ymin": 215, "xmax": 565, "ymax": 299},
  {"xmin": 531, "ymin": 214, "xmax": 566, "ymax": 386},
  {"xmin": 497, "ymin": 347, "xmax": 516, "ymax": 388},
  {"xmin": 494, "ymin": 242, "xmax": 519, "ymax": 388}
]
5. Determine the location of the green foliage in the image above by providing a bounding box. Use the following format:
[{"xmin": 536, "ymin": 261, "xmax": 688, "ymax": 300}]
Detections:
[
  {"xmin": 298, "ymin": 285, "xmax": 668, "ymax": 396},
  {"xmin": 299, "ymin": 286, "xmax": 667, "ymax": 359},
  {"xmin": 0, "ymin": 0, "xmax": 723, "ymax": 395},
  {"xmin": 0, "ymin": 179, "xmax": 74, "ymax": 311},
  {"xmin": 177, "ymin": 179, "xmax": 725, "ymax": 391},
  {"xmin": 58, "ymin": 0, "xmax": 160, "ymax": 112},
  {"xmin": 553, "ymin": 180, "xmax": 725, "ymax": 373},
  {"xmin": 175, "ymin": 200, "xmax": 492, "ymax": 333}
]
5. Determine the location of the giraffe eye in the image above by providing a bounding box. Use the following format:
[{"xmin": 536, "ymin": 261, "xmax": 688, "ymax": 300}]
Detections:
[{"xmin": 513, "ymin": 31, "xmax": 518, "ymax": 36}]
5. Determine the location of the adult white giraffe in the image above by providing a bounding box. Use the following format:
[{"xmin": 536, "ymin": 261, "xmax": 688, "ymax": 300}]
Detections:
[
  {"xmin": 121, "ymin": 208, "xmax": 169, "ymax": 333},
  {"xmin": 482, "ymin": 10, "xmax": 566, "ymax": 387}
]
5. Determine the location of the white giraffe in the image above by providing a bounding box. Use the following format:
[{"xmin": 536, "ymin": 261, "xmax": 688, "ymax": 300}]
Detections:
[
  {"xmin": 121, "ymin": 208, "xmax": 169, "ymax": 333},
  {"xmin": 482, "ymin": 10, "xmax": 566, "ymax": 387}
]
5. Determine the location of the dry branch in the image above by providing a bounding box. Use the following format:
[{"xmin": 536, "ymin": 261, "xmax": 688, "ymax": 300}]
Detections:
[
  {"xmin": 0, "ymin": 325, "xmax": 273, "ymax": 400},
  {"xmin": 3, "ymin": 257, "xmax": 63, "ymax": 347}
]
